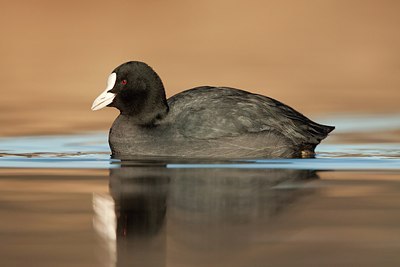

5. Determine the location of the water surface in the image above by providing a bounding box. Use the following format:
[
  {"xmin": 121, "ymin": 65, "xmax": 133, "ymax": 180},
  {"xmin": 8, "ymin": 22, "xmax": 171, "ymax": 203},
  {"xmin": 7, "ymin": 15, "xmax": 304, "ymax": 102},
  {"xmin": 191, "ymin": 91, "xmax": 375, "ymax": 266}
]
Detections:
[{"xmin": 0, "ymin": 114, "xmax": 399, "ymax": 267}]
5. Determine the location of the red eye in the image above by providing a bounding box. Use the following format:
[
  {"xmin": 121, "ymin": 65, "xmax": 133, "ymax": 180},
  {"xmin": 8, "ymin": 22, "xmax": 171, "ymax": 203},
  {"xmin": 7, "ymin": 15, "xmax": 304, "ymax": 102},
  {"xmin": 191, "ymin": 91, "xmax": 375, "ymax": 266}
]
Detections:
[{"xmin": 121, "ymin": 80, "xmax": 127, "ymax": 85}]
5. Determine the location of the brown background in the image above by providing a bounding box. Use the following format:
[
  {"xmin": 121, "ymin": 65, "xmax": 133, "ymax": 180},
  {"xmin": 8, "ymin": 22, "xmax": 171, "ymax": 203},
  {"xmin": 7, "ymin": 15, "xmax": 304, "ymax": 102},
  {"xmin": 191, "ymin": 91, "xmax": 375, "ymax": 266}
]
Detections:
[{"xmin": 1, "ymin": 0, "xmax": 399, "ymax": 136}]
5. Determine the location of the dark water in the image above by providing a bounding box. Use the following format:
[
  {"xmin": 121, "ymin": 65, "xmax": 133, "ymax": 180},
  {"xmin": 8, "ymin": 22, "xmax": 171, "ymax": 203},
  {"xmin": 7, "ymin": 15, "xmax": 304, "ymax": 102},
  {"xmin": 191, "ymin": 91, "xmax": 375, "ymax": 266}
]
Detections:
[{"xmin": 1, "ymin": 116, "xmax": 400, "ymax": 267}]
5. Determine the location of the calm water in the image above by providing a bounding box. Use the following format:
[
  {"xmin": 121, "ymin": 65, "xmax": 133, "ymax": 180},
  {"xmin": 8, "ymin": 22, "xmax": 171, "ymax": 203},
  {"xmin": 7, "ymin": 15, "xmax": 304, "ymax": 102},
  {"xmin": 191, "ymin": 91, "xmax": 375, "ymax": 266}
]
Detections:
[{"xmin": 0, "ymin": 115, "xmax": 400, "ymax": 267}]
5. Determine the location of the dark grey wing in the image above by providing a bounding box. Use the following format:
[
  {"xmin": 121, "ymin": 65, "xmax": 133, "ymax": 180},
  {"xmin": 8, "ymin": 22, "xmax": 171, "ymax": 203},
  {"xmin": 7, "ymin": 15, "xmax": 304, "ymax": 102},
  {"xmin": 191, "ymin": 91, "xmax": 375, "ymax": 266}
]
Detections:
[
  {"xmin": 167, "ymin": 87, "xmax": 257, "ymax": 139},
  {"xmin": 167, "ymin": 86, "xmax": 334, "ymax": 145},
  {"xmin": 257, "ymin": 94, "xmax": 335, "ymax": 145}
]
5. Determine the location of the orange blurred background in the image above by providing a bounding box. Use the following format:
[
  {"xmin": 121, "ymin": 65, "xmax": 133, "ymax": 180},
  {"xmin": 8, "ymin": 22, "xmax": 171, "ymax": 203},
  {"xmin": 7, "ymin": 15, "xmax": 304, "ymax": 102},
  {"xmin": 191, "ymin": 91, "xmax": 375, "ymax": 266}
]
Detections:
[{"xmin": 1, "ymin": 0, "xmax": 399, "ymax": 136}]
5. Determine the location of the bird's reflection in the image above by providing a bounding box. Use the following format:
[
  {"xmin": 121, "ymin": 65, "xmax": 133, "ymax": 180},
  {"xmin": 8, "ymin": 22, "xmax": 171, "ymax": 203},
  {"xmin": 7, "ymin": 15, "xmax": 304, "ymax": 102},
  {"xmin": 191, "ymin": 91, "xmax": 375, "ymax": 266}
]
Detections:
[{"xmin": 94, "ymin": 162, "xmax": 318, "ymax": 267}]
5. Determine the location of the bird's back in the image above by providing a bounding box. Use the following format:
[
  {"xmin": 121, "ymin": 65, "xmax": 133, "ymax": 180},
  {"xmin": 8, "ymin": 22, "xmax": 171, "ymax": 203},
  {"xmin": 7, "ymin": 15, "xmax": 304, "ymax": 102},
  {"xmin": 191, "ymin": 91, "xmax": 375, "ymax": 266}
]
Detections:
[{"xmin": 167, "ymin": 86, "xmax": 334, "ymax": 149}]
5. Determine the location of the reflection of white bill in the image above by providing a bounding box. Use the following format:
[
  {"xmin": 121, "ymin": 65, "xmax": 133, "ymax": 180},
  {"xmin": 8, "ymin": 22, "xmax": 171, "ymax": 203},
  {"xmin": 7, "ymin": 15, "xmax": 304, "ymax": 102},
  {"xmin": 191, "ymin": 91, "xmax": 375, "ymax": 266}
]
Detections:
[{"xmin": 93, "ymin": 193, "xmax": 116, "ymax": 266}]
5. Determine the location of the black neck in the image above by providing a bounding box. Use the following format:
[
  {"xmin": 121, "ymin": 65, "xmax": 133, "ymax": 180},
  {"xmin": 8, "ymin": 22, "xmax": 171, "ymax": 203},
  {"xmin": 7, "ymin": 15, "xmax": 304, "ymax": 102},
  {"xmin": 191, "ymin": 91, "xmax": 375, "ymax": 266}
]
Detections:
[{"xmin": 114, "ymin": 78, "xmax": 169, "ymax": 126}]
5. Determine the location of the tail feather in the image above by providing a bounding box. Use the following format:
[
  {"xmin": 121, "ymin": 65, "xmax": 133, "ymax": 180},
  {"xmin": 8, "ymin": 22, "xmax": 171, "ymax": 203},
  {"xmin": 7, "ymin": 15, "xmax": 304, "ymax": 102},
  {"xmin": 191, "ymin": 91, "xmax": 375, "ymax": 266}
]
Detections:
[
  {"xmin": 309, "ymin": 122, "xmax": 335, "ymax": 139},
  {"xmin": 319, "ymin": 124, "xmax": 335, "ymax": 135}
]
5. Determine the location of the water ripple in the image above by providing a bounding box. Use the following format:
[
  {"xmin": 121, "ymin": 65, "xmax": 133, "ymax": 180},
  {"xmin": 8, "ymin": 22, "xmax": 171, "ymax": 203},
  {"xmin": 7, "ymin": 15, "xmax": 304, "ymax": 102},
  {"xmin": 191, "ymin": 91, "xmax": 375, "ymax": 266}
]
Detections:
[{"xmin": 0, "ymin": 132, "xmax": 399, "ymax": 170}]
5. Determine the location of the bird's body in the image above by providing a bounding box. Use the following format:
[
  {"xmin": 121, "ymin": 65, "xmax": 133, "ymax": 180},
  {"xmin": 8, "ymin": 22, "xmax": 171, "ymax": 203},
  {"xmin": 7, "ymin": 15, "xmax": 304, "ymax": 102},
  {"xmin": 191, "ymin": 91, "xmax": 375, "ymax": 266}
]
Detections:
[{"xmin": 92, "ymin": 61, "xmax": 334, "ymax": 159}]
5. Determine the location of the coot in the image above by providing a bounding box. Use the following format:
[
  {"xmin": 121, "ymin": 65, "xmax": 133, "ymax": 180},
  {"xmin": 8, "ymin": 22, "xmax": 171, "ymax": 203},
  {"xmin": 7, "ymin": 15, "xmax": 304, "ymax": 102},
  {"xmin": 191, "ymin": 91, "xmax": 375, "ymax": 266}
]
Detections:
[{"xmin": 92, "ymin": 61, "xmax": 334, "ymax": 158}]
